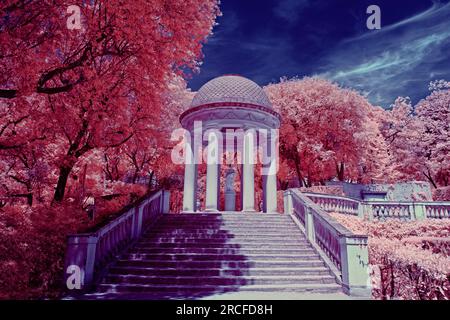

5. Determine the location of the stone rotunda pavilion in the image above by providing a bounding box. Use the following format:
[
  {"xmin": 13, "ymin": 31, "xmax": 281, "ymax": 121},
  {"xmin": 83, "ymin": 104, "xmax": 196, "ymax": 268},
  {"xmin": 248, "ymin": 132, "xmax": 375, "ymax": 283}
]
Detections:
[
  {"xmin": 179, "ymin": 75, "xmax": 281, "ymax": 213},
  {"xmin": 65, "ymin": 75, "xmax": 374, "ymax": 298}
]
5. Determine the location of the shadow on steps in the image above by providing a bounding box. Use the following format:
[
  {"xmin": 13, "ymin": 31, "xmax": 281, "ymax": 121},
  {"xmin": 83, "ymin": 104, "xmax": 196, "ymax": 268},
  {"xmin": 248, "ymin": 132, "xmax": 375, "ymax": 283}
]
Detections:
[{"xmin": 90, "ymin": 214, "xmax": 251, "ymax": 299}]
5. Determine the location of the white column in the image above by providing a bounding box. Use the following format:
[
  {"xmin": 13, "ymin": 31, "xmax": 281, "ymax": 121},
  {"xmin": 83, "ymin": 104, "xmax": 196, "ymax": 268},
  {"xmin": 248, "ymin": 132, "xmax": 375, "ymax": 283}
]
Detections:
[
  {"xmin": 263, "ymin": 158, "xmax": 278, "ymax": 213},
  {"xmin": 205, "ymin": 131, "xmax": 220, "ymax": 211},
  {"xmin": 242, "ymin": 130, "xmax": 255, "ymax": 211},
  {"xmin": 182, "ymin": 136, "xmax": 197, "ymax": 212}
]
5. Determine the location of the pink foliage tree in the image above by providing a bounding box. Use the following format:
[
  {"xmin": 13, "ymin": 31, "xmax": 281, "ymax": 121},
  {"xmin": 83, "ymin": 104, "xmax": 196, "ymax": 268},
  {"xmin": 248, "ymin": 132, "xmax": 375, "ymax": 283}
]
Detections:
[
  {"xmin": 0, "ymin": 0, "xmax": 219, "ymax": 204},
  {"xmin": 265, "ymin": 77, "xmax": 390, "ymax": 186},
  {"xmin": 381, "ymin": 81, "xmax": 449, "ymax": 190}
]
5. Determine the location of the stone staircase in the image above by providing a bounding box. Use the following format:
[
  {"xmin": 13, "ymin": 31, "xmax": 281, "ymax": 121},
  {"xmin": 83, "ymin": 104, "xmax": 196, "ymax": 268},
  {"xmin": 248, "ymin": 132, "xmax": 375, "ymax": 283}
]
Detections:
[{"xmin": 89, "ymin": 213, "xmax": 342, "ymax": 299}]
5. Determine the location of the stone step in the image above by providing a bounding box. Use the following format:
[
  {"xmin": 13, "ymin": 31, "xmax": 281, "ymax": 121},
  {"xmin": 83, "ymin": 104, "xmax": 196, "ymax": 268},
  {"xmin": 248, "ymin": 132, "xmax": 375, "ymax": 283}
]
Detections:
[
  {"xmin": 136, "ymin": 238, "xmax": 306, "ymax": 245},
  {"xmin": 107, "ymin": 266, "xmax": 332, "ymax": 277},
  {"xmin": 121, "ymin": 253, "xmax": 320, "ymax": 261},
  {"xmin": 156, "ymin": 221, "xmax": 294, "ymax": 225},
  {"xmin": 157, "ymin": 216, "xmax": 292, "ymax": 220},
  {"xmin": 97, "ymin": 283, "xmax": 342, "ymax": 295},
  {"xmin": 154, "ymin": 220, "xmax": 294, "ymax": 223},
  {"xmin": 140, "ymin": 235, "xmax": 306, "ymax": 242},
  {"xmin": 115, "ymin": 259, "xmax": 326, "ymax": 269},
  {"xmin": 144, "ymin": 229, "xmax": 301, "ymax": 235},
  {"xmin": 158, "ymin": 219, "xmax": 292, "ymax": 224},
  {"xmin": 133, "ymin": 242, "xmax": 312, "ymax": 249},
  {"xmin": 147, "ymin": 229, "xmax": 298, "ymax": 234},
  {"xmin": 144, "ymin": 229, "xmax": 303, "ymax": 237},
  {"xmin": 158, "ymin": 215, "xmax": 292, "ymax": 220},
  {"xmin": 103, "ymin": 274, "xmax": 337, "ymax": 286},
  {"xmin": 152, "ymin": 222, "xmax": 296, "ymax": 228},
  {"xmin": 162, "ymin": 213, "xmax": 289, "ymax": 218},
  {"xmin": 158, "ymin": 216, "xmax": 292, "ymax": 221},
  {"xmin": 127, "ymin": 247, "xmax": 315, "ymax": 255},
  {"xmin": 85, "ymin": 211, "xmax": 345, "ymax": 299}
]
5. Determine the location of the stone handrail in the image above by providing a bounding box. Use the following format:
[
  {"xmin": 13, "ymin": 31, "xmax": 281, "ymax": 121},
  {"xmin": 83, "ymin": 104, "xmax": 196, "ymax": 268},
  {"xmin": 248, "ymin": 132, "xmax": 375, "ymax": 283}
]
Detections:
[
  {"xmin": 301, "ymin": 192, "xmax": 450, "ymax": 220},
  {"xmin": 302, "ymin": 192, "xmax": 361, "ymax": 217},
  {"xmin": 63, "ymin": 190, "xmax": 170, "ymax": 291},
  {"xmin": 284, "ymin": 189, "xmax": 371, "ymax": 296}
]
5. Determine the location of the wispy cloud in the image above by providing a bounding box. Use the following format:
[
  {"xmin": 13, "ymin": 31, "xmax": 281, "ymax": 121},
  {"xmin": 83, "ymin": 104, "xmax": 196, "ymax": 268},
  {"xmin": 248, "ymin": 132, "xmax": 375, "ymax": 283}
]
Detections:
[
  {"xmin": 319, "ymin": 2, "xmax": 450, "ymax": 107},
  {"xmin": 190, "ymin": 0, "xmax": 450, "ymax": 108}
]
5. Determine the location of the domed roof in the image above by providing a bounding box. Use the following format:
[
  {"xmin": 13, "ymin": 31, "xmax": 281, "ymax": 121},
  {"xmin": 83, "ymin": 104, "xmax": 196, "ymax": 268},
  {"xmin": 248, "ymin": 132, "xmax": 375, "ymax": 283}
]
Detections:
[{"xmin": 191, "ymin": 75, "xmax": 272, "ymax": 109}]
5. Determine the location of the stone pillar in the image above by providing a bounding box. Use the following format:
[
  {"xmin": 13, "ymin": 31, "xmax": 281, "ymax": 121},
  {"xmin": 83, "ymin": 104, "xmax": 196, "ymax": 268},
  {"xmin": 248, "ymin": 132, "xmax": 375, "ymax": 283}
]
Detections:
[
  {"xmin": 161, "ymin": 190, "xmax": 171, "ymax": 214},
  {"xmin": 182, "ymin": 135, "xmax": 197, "ymax": 212},
  {"xmin": 283, "ymin": 190, "xmax": 293, "ymax": 214},
  {"xmin": 241, "ymin": 130, "xmax": 255, "ymax": 211},
  {"xmin": 205, "ymin": 131, "xmax": 220, "ymax": 211},
  {"xmin": 339, "ymin": 235, "xmax": 371, "ymax": 297},
  {"xmin": 263, "ymin": 159, "xmax": 278, "ymax": 213},
  {"xmin": 262, "ymin": 131, "xmax": 278, "ymax": 213},
  {"xmin": 414, "ymin": 203, "xmax": 426, "ymax": 220}
]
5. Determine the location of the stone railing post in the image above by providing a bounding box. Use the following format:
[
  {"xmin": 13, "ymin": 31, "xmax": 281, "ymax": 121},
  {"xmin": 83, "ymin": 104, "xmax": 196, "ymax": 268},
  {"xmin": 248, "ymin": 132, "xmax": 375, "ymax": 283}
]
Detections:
[
  {"xmin": 131, "ymin": 207, "xmax": 140, "ymax": 239},
  {"xmin": 283, "ymin": 190, "xmax": 293, "ymax": 214},
  {"xmin": 84, "ymin": 236, "xmax": 98, "ymax": 287},
  {"xmin": 162, "ymin": 190, "xmax": 171, "ymax": 214},
  {"xmin": 357, "ymin": 202, "xmax": 364, "ymax": 218},
  {"xmin": 135, "ymin": 204, "xmax": 144, "ymax": 237},
  {"xmin": 339, "ymin": 235, "xmax": 371, "ymax": 297},
  {"xmin": 305, "ymin": 206, "xmax": 315, "ymax": 242},
  {"xmin": 413, "ymin": 203, "xmax": 426, "ymax": 220},
  {"xmin": 64, "ymin": 234, "xmax": 98, "ymax": 291},
  {"xmin": 362, "ymin": 202, "xmax": 373, "ymax": 221}
]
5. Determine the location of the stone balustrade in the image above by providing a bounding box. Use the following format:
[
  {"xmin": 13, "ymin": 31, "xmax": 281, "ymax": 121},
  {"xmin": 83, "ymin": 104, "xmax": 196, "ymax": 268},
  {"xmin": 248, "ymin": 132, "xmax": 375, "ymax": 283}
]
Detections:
[
  {"xmin": 302, "ymin": 192, "xmax": 361, "ymax": 216},
  {"xmin": 301, "ymin": 192, "xmax": 450, "ymax": 221},
  {"xmin": 424, "ymin": 203, "xmax": 450, "ymax": 219},
  {"xmin": 368, "ymin": 202, "xmax": 412, "ymax": 220},
  {"xmin": 284, "ymin": 189, "xmax": 371, "ymax": 297},
  {"xmin": 63, "ymin": 190, "xmax": 170, "ymax": 291}
]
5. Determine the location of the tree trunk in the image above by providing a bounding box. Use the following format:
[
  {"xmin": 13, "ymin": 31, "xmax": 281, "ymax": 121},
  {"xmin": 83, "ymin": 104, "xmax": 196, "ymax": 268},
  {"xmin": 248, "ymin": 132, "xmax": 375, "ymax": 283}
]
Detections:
[
  {"xmin": 147, "ymin": 171, "xmax": 154, "ymax": 191},
  {"xmin": 26, "ymin": 193, "xmax": 32, "ymax": 206},
  {"xmin": 292, "ymin": 153, "xmax": 305, "ymax": 188},
  {"xmin": 336, "ymin": 162, "xmax": 345, "ymax": 181},
  {"xmin": 54, "ymin": 166, "xmax": 72, "ymax": 202},
  {"xmin": 423, "ymin": 169, "xmax": 437, "ymax": 189}
]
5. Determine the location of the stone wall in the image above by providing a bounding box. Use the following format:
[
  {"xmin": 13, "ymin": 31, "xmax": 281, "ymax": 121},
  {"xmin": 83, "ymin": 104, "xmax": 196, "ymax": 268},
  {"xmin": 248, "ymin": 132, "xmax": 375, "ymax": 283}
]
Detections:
[{"xmin": 325, "ymin": 181, "xmax": 433, "ymax": 201}]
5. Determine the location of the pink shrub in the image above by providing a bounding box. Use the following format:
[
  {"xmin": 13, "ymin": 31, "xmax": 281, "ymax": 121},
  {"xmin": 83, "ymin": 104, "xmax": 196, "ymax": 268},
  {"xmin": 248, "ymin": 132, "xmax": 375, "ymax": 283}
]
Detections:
[
  {"xmin": 329, "ymin": 212, "xmax": 450, "ymax": 299},
  {"xmin": 277, "ymin": 190, "xmax": 284, "ymax": 213},
  {"xmin": 0, "ymin": 204, "xmax": 89, "ymax": 299},
  {"xmin": 369, "ymin": 238, "xmax": 450, "ymax": 300},
  {"xmin": 403, "ymin": 237, "xmax": 450, "ymax": 257},
  {"xmin": 329, "ymin": 212, "xmax": 370, "ymax": 235},
  {"xmin": 433, "ymin": 186, "xmax": 450, "ymax": 201},
  {"xmin": 329, "ymin": 212, "xmax": 450, "ymax": 239}
]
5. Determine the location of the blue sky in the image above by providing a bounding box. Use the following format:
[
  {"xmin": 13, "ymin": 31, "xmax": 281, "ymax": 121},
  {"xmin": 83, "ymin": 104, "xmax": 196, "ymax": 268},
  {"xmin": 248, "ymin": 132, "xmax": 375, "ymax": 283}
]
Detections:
[{"xmin": 187, "ymin": 0, "xmax": 450, "ymax": 108}]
